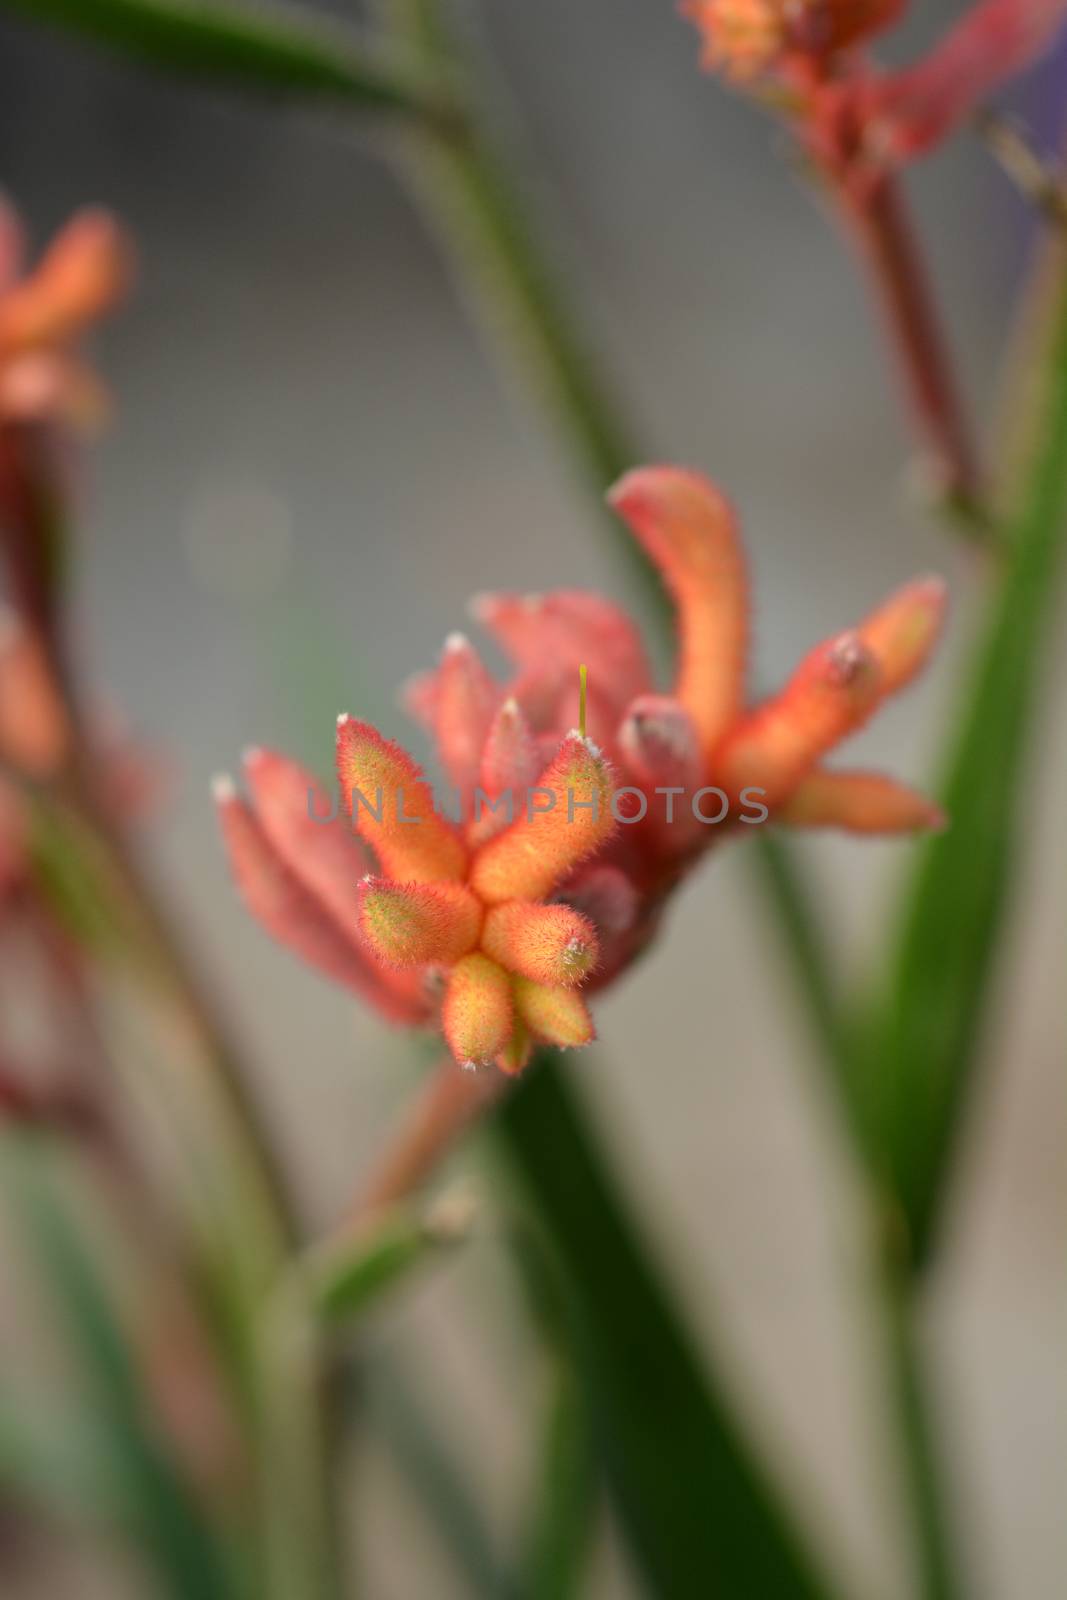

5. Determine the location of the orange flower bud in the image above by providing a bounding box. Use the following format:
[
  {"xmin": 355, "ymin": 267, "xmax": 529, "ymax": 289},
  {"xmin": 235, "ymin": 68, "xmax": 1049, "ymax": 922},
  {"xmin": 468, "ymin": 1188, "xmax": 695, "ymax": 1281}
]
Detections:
[
  {"xmin": 214, "ymin": 778, "xmax": 426, "ymax": 1022},
  {"xmin": 496, "ymin": 1016, "xmax": 533, "ymax": 1076},
  {"xmin": 684, "ymin": 0, "xmax": 904, "ymax": 80},
  {"xmin": 609, "ymin": 468, "xmax": 747, "ymax": 756},
  {"xmin": 0, "ymin": 209, "xmax": 133, "ymax": 355},
  {"xmin": 482, "ymin": 902, "xmax": 599, "ymax": 987},
  {"xmin": 471, "ymin": 734, "xmax": 615, "ymax": 905},
  {"xmin": 431, "ymin": 633, "xmax": 496, "ymax": 795},
  {"xmin": 442, "ymin": 953, "xmax": 513, "ymax": 1067},
  {"xmin": 778, "ymin": 768, "xmax": 945, "ymax": 832},
  {"xmin": 242, "ymin": 746, "xmax": 373, "ymax": 934},
  {"xmin": 856, "ymin": 575, "xmax": 948, "ymax": 698},
  {"xmin": 513, "ymin": 978, "xmax": 595, "ymax": 1050},
  {"xmin": 715, "ymin": 631, "xmax": 880, "ymax": 807},
  {"xmin": 358, "ymin": 878, "xmax": 482, "ymax": 968},
  {"xmin": 336, "ymin": 716, "xmax": 466, "ymax": 884}
]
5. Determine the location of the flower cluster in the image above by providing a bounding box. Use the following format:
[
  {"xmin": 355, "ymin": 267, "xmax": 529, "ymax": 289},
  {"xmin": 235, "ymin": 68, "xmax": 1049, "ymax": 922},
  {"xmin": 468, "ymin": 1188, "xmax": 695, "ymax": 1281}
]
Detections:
[
  {"xmin": 684, "ymin": 0, "xmax": 1067, "ymax": 186},
  {"xmin": 0, "ymin": 199, "xmax": 131, "ymax": 429},
  {"xmin": 218, "ymin": 466, "xmax": 946, "ymax": 1074}
]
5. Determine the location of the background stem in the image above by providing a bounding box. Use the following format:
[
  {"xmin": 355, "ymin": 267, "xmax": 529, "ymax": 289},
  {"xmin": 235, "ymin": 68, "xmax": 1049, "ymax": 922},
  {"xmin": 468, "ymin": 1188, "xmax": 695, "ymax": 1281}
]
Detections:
[{"xmin": 838, "ymin": 175, "xmax": 985, "ymax": 529}]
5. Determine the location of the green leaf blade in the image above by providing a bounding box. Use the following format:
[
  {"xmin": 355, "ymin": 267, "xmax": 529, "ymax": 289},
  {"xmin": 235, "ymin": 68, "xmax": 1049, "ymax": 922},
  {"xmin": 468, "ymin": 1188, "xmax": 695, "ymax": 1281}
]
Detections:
[
  {"xmin": 872, "ymin": 242, "xmax": 1067, "ymax": 1266},
  {"xmin": 497, "ymin": 1059, "xmax": 837, "ymax": 1600}
]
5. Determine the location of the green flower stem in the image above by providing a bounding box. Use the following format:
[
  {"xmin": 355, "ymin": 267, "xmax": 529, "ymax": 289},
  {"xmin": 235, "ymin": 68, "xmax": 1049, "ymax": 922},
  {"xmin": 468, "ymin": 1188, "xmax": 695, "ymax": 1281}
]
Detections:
[{"xmin": 879, "ymin": 1248, "xmax": 963, "ymax": 1600}]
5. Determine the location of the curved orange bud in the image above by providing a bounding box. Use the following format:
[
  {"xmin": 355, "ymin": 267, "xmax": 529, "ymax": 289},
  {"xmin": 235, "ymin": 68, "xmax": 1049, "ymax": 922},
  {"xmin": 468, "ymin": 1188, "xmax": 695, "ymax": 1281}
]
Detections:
[
  {"xmin": 214, "ymin": 780, "xmax": 427, "ymax": 1023},
  {"xmin": 471, "ymin": 734, "xmax": 615, "ymax": 905},
  {"xmin": 608, "ymin": 468, "xmax": 747, "ymax": 755},
  {"xmin": 358, "ymin": 878, "xmax": 481, "ymax": 968},
  {"xmin": 432, "ymin": 634, "xmax": 497, "ymax": 795},
  {"xmin": 856, "ymin": 575, "xmax": 947, "ymax": 699},
  {"xmin": 482, "ymin": 902, "xmax": 599, "ymax": 987},
  {"xmin": 442, "ymin": 953, "xmax": 513, "ymax": 1067},
  {"xmin": 242, "ymin": 747, "xmax": 373, "ymax": 935},
  {"xmin": 715, "ymin": 632, "xmax": 881, "ymax": 807},
  {"xmin": 336, "ymin": 717, "xmax": 466, "ymax": 883},
  {"xmin": 513, "ymin": 978, "xmax": 595, "ymax": 1049},
  {"xmin": 0, "ymin": 209, "xmax": 133, "ymax": 354},
  {"xmin": 496, "ymin": 1016, "xmax": 533, "ymax": 1076},
  {"xmin": 779, "ymin": 769, "xmax": 945, "ymax": 833}
]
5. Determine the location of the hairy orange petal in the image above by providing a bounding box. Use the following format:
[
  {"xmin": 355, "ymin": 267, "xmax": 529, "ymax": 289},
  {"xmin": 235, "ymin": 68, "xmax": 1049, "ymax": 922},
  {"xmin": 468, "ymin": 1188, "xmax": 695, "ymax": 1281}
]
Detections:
[
  {"xmin": 358, "ymin": 878, "xmax": 481, "ymax": 968},
  {"xmin": 442, "ymin": 953, "xmax": 513, "ymax": 1067},
  {"xmin": 432, "ymin": 633, "xmax": 497, "ymax": 795},
  {"xmin": 608, "ymin": 467, "xmax": 747, "ymax": 754},
  {"xmin": 471, "ymin": 734, "xmax": 615, "ymax": 905},
  {"xmin": 0, "ymin": 209, "xmax": 132, "ymax": 354},
  {"xmin": 482, "ymin": 902, "xmax": 599, "ymax": 987},
  {"xmin": 855, "ymin": 576, "xmax": 947, "ymax": 699},
  {"xmin": 513, "ymin": 978, "xmax": 595, "ymax": 1049},
  {"xmin": 214, "ymin": 780, "xmax": 426, "ymax": 1023},
  {"xmin": 496, "ymin": 1017, "xmax": 532, "ymax": 1076},
  {"xmin": 336, "ymin": 716, "xmax": 466, "ymax": 883},
  {"xmin": 243, "ymin": 746, "xmax": 372, "ymax": 921},
  {"xmin": 779, "ymin": 769, "xmax": 945, "ymax": 833},
  {"xmin": 715, "ymin": 632, "xmax": 881, "ymax": 807}
]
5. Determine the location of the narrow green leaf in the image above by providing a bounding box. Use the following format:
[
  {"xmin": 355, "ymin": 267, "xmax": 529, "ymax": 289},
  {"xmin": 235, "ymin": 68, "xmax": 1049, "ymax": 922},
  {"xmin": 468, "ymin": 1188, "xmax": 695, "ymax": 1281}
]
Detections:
[
  {"xmin": 1, "ymin": 1135, "xmax": 237, "ymax": 1600},
  {"xmin": 870, "ymin": 241, "xmax": 1067, "ymax": 1266},
  {"xmin": 305, "ymin": 1188, "xmax": 473, "ymax": 1327},
  {"xmin": 0, "ymin": 1391, "xmax": 129, "ymax": 1526},
  {"xmin": 496, "ymin": 1058, "xmax": 836, "ymax": 1600},
  {"xmin": 1, "ymin": 0, "xmax": 456, "ymax": 125},
  {"xmin": 358, "ymin": 1354, "xmax": 519, "ymax": 1600},
  {"xmin": 518, "ymin": 1354, "xmax": 596, "ymax": 1600}
]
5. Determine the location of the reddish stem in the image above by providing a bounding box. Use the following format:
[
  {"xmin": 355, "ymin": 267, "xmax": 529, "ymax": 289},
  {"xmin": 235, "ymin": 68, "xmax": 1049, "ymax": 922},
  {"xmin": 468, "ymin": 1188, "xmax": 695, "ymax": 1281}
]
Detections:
[
  {"xmin": 353, "ymin": 1056, "xmax": 506, "ymax": 1221},
  {"xmin": 841, "ymin": 174, "xmax": 982, "ymax": 519}
]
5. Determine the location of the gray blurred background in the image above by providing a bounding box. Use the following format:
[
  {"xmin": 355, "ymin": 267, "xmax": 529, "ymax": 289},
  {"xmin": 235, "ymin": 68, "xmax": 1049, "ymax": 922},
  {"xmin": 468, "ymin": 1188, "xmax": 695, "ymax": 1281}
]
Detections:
[{"xmin": 1, "ymin": 1, "xmax": 1065, "ymax": 1595}]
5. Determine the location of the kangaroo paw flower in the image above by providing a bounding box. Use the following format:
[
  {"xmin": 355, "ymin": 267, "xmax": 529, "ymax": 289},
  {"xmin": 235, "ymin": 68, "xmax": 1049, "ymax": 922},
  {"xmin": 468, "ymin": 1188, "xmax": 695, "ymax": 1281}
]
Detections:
[
  {"xmin": 220, "ymin": 462, "xmax": 946, "ymax": 1076},
  {"xmin": 336, "ymin": 716, "xmax": 467, "ymax": 884},
  {"xmin": 443, "ymin": 953, "xmax": 514, "ymax": 1067},
  {"xmin": 358, "ymin": 879, "xmax": 482, "ymax": 969},
  {"xmin": 609, "ymin": 468, "xmax": 747, "ymax": 755},
  {"xmin": 856, "ymin": 575, "xmax": 948, "ymax": 698},
  {"xmin": 778, "ymin": 769, "xmax": 945, "ymax": 832},
  {"xmin": 513, "ymin": 978, "xmax": 595, "ymax": 1050},
  {"xmin": 715, "ymin": 631, "xmax": 881, "ymax": 807},
  {"xmin": 471, "ymin": 734, "xmax": 616, "ymax": 904},
  {"xmin": 482, "ymin": 902, "xmax": 599, "ymax": 987}
]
